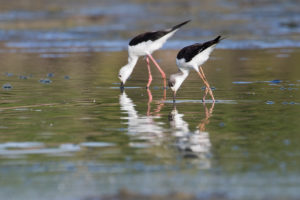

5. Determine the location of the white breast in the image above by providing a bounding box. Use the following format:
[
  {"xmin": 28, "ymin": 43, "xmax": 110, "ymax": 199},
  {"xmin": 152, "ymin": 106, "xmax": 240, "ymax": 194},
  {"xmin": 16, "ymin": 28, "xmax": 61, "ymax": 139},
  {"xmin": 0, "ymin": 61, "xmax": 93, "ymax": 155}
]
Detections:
[
  {"xmin": 176, "ymin": 58, "xmax": 194, "ymax": 70},
  {"xmin": 189, "ymin": 45, "xmax": 216, "ymax": 66}
]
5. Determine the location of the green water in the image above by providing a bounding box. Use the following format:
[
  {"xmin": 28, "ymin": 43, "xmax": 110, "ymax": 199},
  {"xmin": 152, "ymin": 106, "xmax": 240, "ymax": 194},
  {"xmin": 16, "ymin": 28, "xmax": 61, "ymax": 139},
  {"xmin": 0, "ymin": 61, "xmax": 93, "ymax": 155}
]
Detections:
[{"xmin": 0, "ymin": 49, "xmax": 299, "ymax": 199}]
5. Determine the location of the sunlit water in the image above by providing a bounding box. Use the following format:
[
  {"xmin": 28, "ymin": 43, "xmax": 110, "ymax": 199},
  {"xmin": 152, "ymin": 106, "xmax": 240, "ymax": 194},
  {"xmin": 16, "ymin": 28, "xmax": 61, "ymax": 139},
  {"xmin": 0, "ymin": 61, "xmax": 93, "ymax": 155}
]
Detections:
[{"xmin": 0, "ymin": 48, "xmax": 299, "ymax": 200}]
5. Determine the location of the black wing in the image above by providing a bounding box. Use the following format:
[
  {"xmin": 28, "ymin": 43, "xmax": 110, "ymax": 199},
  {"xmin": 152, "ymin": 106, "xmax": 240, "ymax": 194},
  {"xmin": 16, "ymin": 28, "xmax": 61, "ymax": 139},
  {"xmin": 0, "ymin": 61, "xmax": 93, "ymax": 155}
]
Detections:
[
  {"xmin": 129, "ymin": 31, "xmax": 168, "ymax": 46},
  {"xmin": 129, "ymin": 20, "xmax": 190, "ymax": 46},
  {"xmin": 177, "ymin": 36, "xmax": 222, "ymax": 62}
]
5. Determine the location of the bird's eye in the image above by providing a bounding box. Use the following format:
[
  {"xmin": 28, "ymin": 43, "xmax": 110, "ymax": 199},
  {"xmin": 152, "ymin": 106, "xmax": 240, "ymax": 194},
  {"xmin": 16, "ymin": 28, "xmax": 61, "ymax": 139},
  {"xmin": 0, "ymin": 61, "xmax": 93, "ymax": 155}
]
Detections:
[
  {"xmin": 168, "ymin": 81, "xmax": 174, "ymax": 87},
  {"xmin": 119, "ymin": 75, "xmax": 121, "ymax": 78}
]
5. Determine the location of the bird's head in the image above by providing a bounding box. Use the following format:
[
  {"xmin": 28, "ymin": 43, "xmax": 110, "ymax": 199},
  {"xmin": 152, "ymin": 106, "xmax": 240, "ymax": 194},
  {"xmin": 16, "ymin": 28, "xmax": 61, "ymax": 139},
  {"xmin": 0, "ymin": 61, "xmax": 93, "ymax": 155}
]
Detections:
[
  {"xmin": 168, "ymin": 77, "xmax": 176, "ymax": 92},
  {"xmin": 169, "ymin": 72, "xmax": 188, "ymax": 92},
  {"xmin": 169, "ymin": 71, "xmax": 189, "ymax": 103},
  {"xmin": 118, "ymin": 63, "xmax": 134, "ymax": 87},
  {"xmin": 118, "ymin": 55, "xmax": 138, "ymax": 87}
]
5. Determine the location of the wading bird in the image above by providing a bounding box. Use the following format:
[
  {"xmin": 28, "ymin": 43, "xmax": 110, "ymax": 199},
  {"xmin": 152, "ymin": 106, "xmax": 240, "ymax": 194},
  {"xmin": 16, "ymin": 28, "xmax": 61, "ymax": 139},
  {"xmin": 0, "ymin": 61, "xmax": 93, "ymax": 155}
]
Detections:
[
  {"xmin": 169, "ymin": 36, "xmax": 223, "ymax": 102},
  {"xmin": 118, "ymin": 20, "xmax": 190, "ymax": 89}
]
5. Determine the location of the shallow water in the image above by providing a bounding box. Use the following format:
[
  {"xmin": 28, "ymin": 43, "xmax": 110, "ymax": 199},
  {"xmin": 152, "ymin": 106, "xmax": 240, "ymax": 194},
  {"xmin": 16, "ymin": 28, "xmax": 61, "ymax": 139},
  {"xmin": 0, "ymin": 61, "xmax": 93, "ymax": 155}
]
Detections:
[
  {"xmin": 0, "ymin": 48, "xmax": 300, "ymax": 200},
  {"xmin": 1, "ymin": 0, "xmax": 300, "ymax": 199}
]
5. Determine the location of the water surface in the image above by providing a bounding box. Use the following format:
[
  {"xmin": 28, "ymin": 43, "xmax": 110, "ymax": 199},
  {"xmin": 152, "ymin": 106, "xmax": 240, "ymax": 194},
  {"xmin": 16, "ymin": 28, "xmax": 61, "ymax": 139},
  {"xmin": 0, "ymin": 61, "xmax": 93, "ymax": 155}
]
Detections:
[
  {"xmin": 1, "ymin": 0, "xmax": 300, "ymax": 199},
  {"xmin": 0, "ymin": 49, "xmax": 299, "ymax": 200}
]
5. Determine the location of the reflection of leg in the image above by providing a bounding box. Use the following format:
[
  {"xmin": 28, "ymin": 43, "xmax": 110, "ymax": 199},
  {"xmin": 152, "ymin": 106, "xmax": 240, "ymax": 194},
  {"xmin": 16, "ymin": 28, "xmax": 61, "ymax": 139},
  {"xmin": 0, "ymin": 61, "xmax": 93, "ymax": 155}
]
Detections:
[
  {"xmin": 199, "ymin": 67, "xmax": 215, "ymax": 102},
  {"xmin": 154, "ymin": 88, "xmax": 167, "ymax": 114},
  {"xmin": 147, "ymin": 54, "xmax": 167, "ymax": 88},
  {"xmin": 146, "ymin": 57, "xmax": 152, "ymax": 88},
  {"xmin": 198, "ymin": 100, "xmax": 215, "ymax": 132},
  {"xmin": 202, "ymin": 87, "xmax": 209, "ymax": 102},
  {"xmin": 209, "ymin": 101, "xmax": 215, "ymax": 115},
  {"xmin": 147, "ymin": 89, "xmax": 152, "ymax": 116}
]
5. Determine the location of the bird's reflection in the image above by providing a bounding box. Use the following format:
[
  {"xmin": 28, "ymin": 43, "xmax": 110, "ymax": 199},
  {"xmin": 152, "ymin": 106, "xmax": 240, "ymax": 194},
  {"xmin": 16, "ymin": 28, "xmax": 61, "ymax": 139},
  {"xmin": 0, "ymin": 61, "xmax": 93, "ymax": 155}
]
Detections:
[
  {"xmin": 169, "ymin": 101, "xmax": 215, "ymax": 167},
  {"xmin": 119, "ymin": 89, "xmax": 166, "ymax": 147}
]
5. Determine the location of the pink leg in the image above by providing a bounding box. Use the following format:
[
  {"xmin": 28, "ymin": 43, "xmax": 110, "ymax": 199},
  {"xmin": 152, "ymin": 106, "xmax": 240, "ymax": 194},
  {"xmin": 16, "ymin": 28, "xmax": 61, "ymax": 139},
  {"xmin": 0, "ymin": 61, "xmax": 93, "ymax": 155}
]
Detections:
[
  {"xmin": 202, "ymin": 87, "xmax": 209, "ymax": 102},
  {"xmin": 199, "ymin": 67, "xmax": 215, "ymax": 102},
  {"xmin": 146, "ymin": 57, "xmax": 152, "ymax": 88},
  {"xmin": 197, "ymin": 70, "xmax": 215, "ymax": 102},
  {"xmin": 147, "ymin": 54, "xmax": 167, "ymax": 89}
]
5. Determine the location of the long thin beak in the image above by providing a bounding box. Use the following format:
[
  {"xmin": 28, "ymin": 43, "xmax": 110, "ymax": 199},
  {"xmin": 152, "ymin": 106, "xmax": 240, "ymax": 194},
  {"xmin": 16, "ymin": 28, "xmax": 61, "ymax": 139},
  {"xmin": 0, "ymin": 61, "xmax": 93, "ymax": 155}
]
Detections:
[
  {"xmin": 173, "ymin": 91, "xmax": 176, "ymax": 103},
  {"xmin": 120, "ymin": 82, "xmax": 124, "ymax": 92}
]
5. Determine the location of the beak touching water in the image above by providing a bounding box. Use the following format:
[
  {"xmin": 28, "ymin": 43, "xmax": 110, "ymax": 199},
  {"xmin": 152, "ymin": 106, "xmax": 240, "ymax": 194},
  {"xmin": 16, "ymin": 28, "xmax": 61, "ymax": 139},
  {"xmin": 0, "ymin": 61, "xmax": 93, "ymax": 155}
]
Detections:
[
  {"xmin": 120, "ymin": 82, "xmax": 124, "ymax": 92},
  {"xmin": 172, "ymin": 91, "xmax": 176, "ymax": 103}
]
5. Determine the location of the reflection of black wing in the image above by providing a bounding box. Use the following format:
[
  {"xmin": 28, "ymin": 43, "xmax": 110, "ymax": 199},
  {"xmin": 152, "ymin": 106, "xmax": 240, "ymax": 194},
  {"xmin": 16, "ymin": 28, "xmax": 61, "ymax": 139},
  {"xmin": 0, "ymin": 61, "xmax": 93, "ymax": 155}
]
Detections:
[
  {"xmin": 129, "ymin": 20, "xmax": 191, "ymax": 46},
  {"xmin": 177, "ymin": 36, "xmax": 221, "ymax": 62}
]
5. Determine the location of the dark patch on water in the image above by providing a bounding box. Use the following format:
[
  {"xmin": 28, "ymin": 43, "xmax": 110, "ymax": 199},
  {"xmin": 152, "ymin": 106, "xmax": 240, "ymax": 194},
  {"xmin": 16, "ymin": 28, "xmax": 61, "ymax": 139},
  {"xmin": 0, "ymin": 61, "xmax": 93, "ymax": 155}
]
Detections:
[
  {"xmin": 269, "ymin": 80, "xmax": 282, "ymax": 84},
  {"xmin": 219, "ymin": 122, "xmax": 225, "ymax": 127},
  {"xmin": 282, "ymin": 102, "xmax": 299, "ymax": 105},
  {"xmin": 4, "ymin": 72, "xmax": 13, "ymax": 77},
  {"xmin": 266, "ymin": 101, "xmax": 275, "ymax": 105},
  {"xmin": 110, "ymin": 86, "xmax": 142, "ymax": 89},
  {"xmin": 39, "ymin": 79, "xmax": 52, "ymax": 84},
  {"xmin": 2, "ymin": 83, "xmax": 12, "ymax": 90},
  {"xmin": 201, "ymin": 86, "xmax": 216, "ymax": 90},
  {"xmin": 47, "ymin": 73, "xmax": 54, "ymax": 78},
  {"xmin": 19, "ymin": 75, "xmax": 28, "ymax": 80}
]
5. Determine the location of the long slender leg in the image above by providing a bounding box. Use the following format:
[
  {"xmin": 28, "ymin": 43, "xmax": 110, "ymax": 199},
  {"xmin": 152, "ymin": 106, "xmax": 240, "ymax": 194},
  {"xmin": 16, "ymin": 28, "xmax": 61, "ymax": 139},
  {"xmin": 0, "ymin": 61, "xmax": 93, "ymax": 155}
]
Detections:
[
  {"xmin": 200, "ymin": 67, "xmax": 209, "ymax": 101},
  {"xmin": 196, "ymin": 70, "xmax": 215, "ymax": 102},
  {"xmin": 147, "ymin": 54, "xmax": 167, "ymax": 89},
  {"xmin": 199, "ymin": 67, "xmax": 215, "ymax": 102},
  {"xmin": 146, "ymin": 57, "xmax": 152, "ymax": 88},
  {"xmin": 202, "ymin": 87, "xmax": 209, "ymax": 102},
  {"xmin": 199, "ymin": 66, "xmax": 208, "ymax": 82}
]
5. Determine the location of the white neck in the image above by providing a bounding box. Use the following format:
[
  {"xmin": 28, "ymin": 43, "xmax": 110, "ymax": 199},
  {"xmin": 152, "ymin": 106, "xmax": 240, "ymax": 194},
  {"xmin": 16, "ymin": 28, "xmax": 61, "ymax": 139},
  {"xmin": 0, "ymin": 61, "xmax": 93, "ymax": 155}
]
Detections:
[
  {"xmin": 119, "ymin": 55, "xmax": 139, "ymax": 84},
  {"xmin": 126, "ymin": 55, "xmax": 138, "ymax": 71},
  {"xmin": 128, "ymin": 55, "xmax": 138, "ymax": 65}
]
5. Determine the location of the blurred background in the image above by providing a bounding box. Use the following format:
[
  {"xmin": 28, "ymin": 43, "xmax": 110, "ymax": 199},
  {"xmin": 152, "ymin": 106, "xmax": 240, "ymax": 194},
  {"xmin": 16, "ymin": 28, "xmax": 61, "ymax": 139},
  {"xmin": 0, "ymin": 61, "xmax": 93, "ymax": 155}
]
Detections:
[{"xmin": 0, "ymin": 0, "xmax": 299, "ymax": 53}]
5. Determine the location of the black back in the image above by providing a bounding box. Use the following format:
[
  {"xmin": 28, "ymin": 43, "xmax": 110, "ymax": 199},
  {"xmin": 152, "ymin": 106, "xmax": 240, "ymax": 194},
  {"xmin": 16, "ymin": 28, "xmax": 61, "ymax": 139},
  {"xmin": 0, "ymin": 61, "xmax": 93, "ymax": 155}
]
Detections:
[
  {"xmin": 129, "ymin": 20, "xmax": 190, "ymax": 46},
  {"xmin": 129, "ymin": 31, "xmax": 168, "ymax": 46},
  {"xmin": 177, "ymin": 36, "xmax": 221, "ymax": 62}
]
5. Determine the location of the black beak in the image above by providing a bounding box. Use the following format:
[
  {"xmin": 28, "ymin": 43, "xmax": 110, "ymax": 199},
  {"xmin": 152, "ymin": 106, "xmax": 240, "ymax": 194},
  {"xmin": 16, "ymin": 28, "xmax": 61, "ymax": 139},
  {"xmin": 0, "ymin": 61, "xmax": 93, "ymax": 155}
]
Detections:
[
  {"xmin": 173, "ymin": 91, "xmax": 176, "ymax": 104},
  {"xmin": 120, "ymin": 82, "xmax": 124, "ymax": 92}
]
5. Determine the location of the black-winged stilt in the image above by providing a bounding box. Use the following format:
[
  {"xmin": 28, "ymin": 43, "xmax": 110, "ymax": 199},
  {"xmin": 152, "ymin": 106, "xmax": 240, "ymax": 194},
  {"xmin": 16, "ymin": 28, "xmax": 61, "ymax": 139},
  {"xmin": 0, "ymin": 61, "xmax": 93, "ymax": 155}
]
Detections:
[
  {"xmin": 118, "ymin": 20, "xmax": 190, "ymax": 89},
  {"xmin": 169, "ymin": 36, "xmax": 224, "ymax": 103}
]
